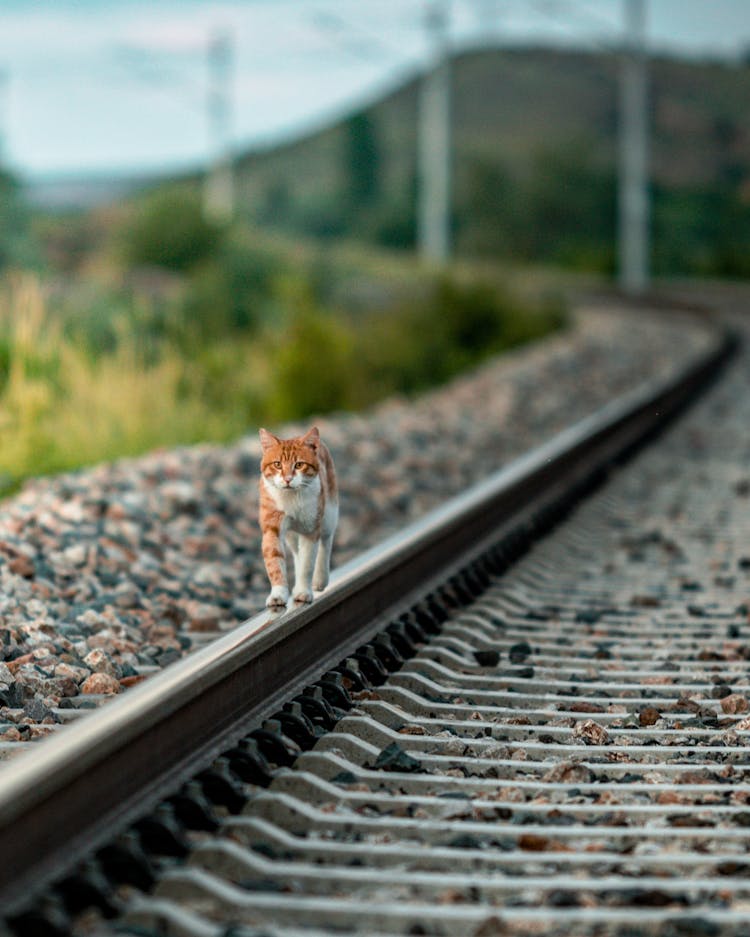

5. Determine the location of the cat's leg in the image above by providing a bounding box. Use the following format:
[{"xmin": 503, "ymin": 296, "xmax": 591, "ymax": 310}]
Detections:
[
  {"xmin": 313, "ymin": 503, "xmax": 338, "ymax": 592},
  {"xmin": 262, "ymin": 526, "xmax": 289, "ymax": 609},
  {"xmin": 312, "ymin": 532, "xmax": 333, "ymax": 592},
  {"xmin": 286, "ymin": 531, "xmax": 299, "ymax": 559},
  {"xmin": 292, "ymin": 534, "xmax": 318, "ymax": 604}
]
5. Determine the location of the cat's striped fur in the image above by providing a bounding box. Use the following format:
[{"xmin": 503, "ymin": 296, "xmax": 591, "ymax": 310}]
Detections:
[{"xmin": 258, "ymin": 426, "xmax": 338, "ymax": 609}]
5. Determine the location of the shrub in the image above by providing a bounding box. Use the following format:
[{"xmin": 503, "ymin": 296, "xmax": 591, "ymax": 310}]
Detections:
[
  {"xmin": 0, "ymin": 231, "xmax": 566, "ymax": 492},
  {"xmin": 0, "ymin": 167, "xmax": 38, "ymax": 271},
  {"xmin": 266, "ymin": 298, "xmax": 357, "ymax": 421},
  {"xmin": 122, "ymin": 187, "xmax": 221, "ymax": 272},
  {"xmin": 358, "ymin": 275, "xmax": 566, "ymax": 398}
]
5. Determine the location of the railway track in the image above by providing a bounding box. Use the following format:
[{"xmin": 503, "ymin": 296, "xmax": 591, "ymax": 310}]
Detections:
[{"xmin": 0, "ymin": 300, "xmax": 744, "ymax": 936}]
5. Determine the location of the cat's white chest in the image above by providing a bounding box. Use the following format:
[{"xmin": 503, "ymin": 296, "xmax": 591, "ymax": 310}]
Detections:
[{"xmin": 264, "ymin": 476, "xmax": 321, "ymax": 534}]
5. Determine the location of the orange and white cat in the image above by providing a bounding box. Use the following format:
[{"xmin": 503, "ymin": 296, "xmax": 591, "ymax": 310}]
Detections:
[{"xmin": 258, "ymin": 426, "xmax": 338, "ymax": 609}]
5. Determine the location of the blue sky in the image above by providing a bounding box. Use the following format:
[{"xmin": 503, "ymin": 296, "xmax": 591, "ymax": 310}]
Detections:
[{"xmin": 0, "ymin": 0, "xmax": 749, "ymax": 177}]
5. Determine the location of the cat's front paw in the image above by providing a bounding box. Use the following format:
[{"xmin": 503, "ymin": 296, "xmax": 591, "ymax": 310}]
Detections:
[
  {"xmin": 292, "ymin": 590, "xmax": 313, "ymax": 605},
  {"xmin": 266, "ymin": 586, "xmax": 289, "ymax": 609}
]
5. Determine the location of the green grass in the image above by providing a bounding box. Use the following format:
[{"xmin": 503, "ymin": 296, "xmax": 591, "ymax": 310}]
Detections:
[{"xmin": 0, "ymin": 225, "xmax": 567, "ymax": 495}]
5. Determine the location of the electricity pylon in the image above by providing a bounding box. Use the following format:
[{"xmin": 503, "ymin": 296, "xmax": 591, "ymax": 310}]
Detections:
[
  {"xmin": 418, "ymin": 0, "xmax": 451, "ymax": 263},
  {"xmin": 618, "ymin": 0, "xmax": 649, "ymax": 295},
  {"xmin": 203, "ymin": 31, "xmax": 234, "ymax": 225}
]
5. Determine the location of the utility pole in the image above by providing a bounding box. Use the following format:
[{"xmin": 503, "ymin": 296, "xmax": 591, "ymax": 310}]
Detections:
[
  {"xmin": 418, "ymin": 0, "xmax": 451, "ymax": 263},
  {"xmin": 618, "ymin": 0, "xmax": 649, "ymax": 295},
  {"xmin": 203, "ymin": 31, "xmax": 234, "ymax": 225}
]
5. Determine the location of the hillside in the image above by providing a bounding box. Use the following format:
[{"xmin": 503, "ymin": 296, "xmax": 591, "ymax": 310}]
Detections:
[{"xmin": 232, "ymin": 46, "xmax": 750, "ymax": 277}]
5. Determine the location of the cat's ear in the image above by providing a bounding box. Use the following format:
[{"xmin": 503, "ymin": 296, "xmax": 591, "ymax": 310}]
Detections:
[
  {"xmin": 302, "ymin": 426, "xmax": 320, "ymax": 451},
  {"xmin": 259, "ymin": 428, "xmax": 280, "ymax": 451}
]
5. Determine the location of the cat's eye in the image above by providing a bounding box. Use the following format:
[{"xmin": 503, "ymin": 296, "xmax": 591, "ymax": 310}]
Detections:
[
  {"xmin": 294, "ymin": 461, "xmax": 306, "ymax": 470},
  {"xmin": 271, "ymin": 461, "xmax": 281, "ymax": 469}
]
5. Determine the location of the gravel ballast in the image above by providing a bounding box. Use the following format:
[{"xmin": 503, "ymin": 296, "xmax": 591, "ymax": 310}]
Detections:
[{"xmin": 0, "ymin": 303, "xmax": 715, "ymax": 754}]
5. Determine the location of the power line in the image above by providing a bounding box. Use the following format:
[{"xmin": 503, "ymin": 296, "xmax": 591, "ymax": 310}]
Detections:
[
  {"xmin": 109, "ymin": 43, "xmax": 204, "ymax": 113},
  {"xmin": 109, "ymin": 33, "xmax": 236, "ymax": 223},
  {"xmin": 528, "ymin": 0, "xmax": 620, "ymax": 33}
]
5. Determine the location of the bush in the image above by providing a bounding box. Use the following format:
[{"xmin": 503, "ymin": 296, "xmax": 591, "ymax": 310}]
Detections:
[
  {"xmin": 266, "ymin": 301, "xmax": 357, "ymax": 421},
  {"xmin": 265, "ymin": 272, "xmax": 567, "ymax": 420},
  {"xmin": 358, "ymin": 275, "xmax": 566, "ymax": 398},
  {"xmin": 0, "ymin": 168, "xmax": 38, "ymax": 271},
  {"xmin": 122, "ymin": 187, "xmax": 221, "ymax": 272},
  {"xmin": 651, "ymin": 184, "xmax": 750, "ymax": 278},
  {"xmin": 0, "ymin": 223, "xmax": 566, "ymax": 492}
]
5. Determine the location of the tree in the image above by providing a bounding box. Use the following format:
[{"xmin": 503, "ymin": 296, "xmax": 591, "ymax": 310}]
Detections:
[
  {"xmin": 0, "ymin": 168, "xmax": 31, "ymax": 270},
  {"xmin": 122, "ymin": 187, "xmax": 220, "ymax": 272},
  {"xmin": 344, "ymin": 111, "xmax": 380, "ymax": 210}
]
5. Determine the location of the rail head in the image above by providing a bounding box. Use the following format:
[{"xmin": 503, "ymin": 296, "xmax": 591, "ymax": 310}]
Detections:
[{"xmin": 0, "ymin": 316, "xmax": 737, "ymax": 908}]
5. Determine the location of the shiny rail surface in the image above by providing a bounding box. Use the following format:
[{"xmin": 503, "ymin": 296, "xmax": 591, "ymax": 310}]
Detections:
[{"xmin": 0, "ymin": 309, "xmax": 736, "ymax": 936}]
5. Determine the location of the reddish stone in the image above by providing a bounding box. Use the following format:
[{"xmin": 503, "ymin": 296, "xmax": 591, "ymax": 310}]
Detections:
[
  {"xmin": 8, "ymin": 556, "xmax": 34, "ymax": 578},
  {"xmin": 83, "ymin": 649, "xmax": 118, "ymax": 676},
  {"xmin": 569, "ymin": 701, "xmax": 604, "ymax": 713},
  {"xmin": 119, "ymin": 675, "xmax": 147, "ymax": 688},
  {"xmin": 573, "ymin": 719, "xmax": 610, "ymax": 745},
  {"xmin": 639, "ymin": 707, "xmax": 661, "ymax": 726},
  {"xmin": 721, "ymin": 693, "xmax": 749, "ymax": 714},
  {"xmin": 183, "ymin": 601, "xmax": 222, "ymax": 632},
  {"xmin": 7, "ymin": 653, "xmax": 34, "ymax": 674},
  {"xmin": 542, "ymin": 761, "xmax": 594, "ymax": 783},
  {"xmin": 80, "ymin": 673, "xmax": 121, "ymax": 695}
]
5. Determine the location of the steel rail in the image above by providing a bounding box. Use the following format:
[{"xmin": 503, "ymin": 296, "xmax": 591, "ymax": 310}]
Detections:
[{"xmin": 0, "ymin": 315, "xmax": 736, "ymax": 912}]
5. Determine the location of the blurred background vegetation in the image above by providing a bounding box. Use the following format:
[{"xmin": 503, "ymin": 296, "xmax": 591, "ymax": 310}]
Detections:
[
  {"xmin": 236, "ymin": 48, "xmax": 750, "ymax": 277},
  {"xmin": 0, "ymin": 169, "xmax": 563, "ymax": 494},
  {"xmin": 0, "ymin": 44, "xmax": 748, "ymax": 493}
]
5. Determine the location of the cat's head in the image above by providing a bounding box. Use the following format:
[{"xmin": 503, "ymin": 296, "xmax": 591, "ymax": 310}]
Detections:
[{"xmin": 259, "ymin": 426, "xmax": 320, "ymax": 491}]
